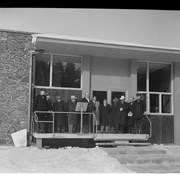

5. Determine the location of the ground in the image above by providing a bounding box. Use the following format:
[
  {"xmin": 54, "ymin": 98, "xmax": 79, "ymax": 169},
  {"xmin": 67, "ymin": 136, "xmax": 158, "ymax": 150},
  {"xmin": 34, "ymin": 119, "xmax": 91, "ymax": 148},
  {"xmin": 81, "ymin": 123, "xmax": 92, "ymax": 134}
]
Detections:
[
  {"xmin": 0, "ymin": 145, "xmax": 131, "ymax": 173},
  {"xmin": 1, "ymin": 144, "xmax": 180, "ymax": 173}
]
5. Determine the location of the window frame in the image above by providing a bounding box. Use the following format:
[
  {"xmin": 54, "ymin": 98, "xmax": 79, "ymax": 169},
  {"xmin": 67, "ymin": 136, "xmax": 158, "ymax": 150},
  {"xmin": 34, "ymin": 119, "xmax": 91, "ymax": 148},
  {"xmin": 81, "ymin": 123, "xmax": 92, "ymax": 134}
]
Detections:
[
  {"xmin": 137, "ymin": 61, "xmax": 173, "ymax": 115},
  {"xmin": 34, "ymin": 52, "xmax": 83, "ymax": 91}
]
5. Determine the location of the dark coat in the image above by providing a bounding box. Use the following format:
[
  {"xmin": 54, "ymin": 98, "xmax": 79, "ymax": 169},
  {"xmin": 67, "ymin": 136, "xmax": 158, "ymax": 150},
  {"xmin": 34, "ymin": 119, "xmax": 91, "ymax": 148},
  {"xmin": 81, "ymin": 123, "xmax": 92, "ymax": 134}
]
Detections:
[
  {"xmin": 99, "ymin": 104, "xmax": 111, "ymax": 126},
  {"xmin": 131, "ymin": 100, "xmax": 145, "ymax": 119},
  {"xmin": 110, "ymin": 102, "xmax": 118, "ymax": 127},
  {"xmin": 81, "ymin": 98, "xmax": 96, "ymax": 112},
  {"xmin": 34, "ymin": 94, "xmax": 48, "ymax": 111},
  {"xmin": 53, "ymin": 101, "xmax": 65, "ymax": 126},
  {"xmin": 68, "ymin": 101, "xmax": 77, "ymax": 124},
  {"xmin": 81, "ymin": 98, "xmax": 96, "ymax": 126},
  {"xmin": 47, "ymin": 99, "xmax": 53, "ymax": 111},
  {"xmin": 115, "ymin": 101, "xmax": 129, "ymax": 126}
]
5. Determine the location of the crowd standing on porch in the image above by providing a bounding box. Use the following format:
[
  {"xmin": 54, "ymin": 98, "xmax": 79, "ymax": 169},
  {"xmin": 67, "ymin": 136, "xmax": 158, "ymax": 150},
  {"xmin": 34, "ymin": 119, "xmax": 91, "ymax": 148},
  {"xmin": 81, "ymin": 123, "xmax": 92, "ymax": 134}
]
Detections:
[{"xmin": 34, "ymin": 89, "xmax": 146, "ymax": 134}]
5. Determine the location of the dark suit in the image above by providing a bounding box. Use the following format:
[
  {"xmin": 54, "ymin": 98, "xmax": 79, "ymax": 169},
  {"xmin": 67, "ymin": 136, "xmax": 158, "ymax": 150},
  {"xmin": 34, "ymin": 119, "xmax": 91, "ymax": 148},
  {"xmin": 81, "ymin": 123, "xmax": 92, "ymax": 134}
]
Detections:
[
  {"xmin": 131, "ymin": 100, "xmax": 146, "ymax": 133},
  {"xmin": 34, "ymin": 94, "xmax": 48, "ymax": 133},
  {"xmin": 53, "ymin": 100, "xmax": 65, "ymax": 132},
  {"xmin": 81, "ymin": 97, "xmax": 96, "ymax": 133},
  {"xmin": 114, "ymin": 101, "xmax": 129, "ymax": 133},
  {"xmin": 99, "ymin": 104, "xmax": 111, "ymax": 126}
]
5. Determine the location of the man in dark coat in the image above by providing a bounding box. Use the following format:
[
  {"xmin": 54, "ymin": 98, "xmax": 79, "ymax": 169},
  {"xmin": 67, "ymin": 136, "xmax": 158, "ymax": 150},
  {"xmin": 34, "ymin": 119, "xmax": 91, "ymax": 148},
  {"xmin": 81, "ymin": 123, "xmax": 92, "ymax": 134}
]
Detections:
[
  {"xmin": 110, "ymin": 97, "xmax": 118, "ymax": 133},
  {"xmin": 131, "ymin": 93, "xmax": 146, "ymax": 134},
  {"xmin": 34, "ymin": 89, "xmax": 48, "ymax": 133},
  {"xmin": 99, "ymin": 99, "xmax": 111, "ymax": 133},
  {"xmin": 53, "ymin": 95, "xmax": 65, "ymax": 133},
  {"xmin": 114, "ymin": 96, "xmax": 129, "ymax": 134},
  {"xmin": 127, "ymin": 97, "xmax": 135, "ymax": 134},
  {"xmin": 68, "ymin": 95, "xmax": 78, "ymax": 133},
  {"xmin": 45, "ymin": 93, "xmax": 53, "ymax": 133},
  {"xmin": 81, "ymin": 92, "xmax": 96, "ymax": 133}
]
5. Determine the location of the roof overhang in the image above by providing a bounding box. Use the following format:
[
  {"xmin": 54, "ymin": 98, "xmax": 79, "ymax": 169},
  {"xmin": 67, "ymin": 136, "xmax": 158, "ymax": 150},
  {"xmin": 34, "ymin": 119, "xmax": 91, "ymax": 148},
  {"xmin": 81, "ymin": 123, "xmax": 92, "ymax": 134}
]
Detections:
[{"xmin": 32, "ymin": 34, "xmax": 180, "ymax": 62}]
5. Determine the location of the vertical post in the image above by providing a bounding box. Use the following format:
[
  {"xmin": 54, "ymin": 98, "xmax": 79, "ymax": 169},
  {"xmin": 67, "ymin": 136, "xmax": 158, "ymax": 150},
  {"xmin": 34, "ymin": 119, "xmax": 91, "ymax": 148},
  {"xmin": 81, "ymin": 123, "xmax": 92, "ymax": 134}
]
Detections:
[
  {"xmin": 52, "ymin": 112, "xmax": 55, "ymax": 137},
  {"xmin": 80, "ymin": 107, "xmax": 83, "ymax": 134}
]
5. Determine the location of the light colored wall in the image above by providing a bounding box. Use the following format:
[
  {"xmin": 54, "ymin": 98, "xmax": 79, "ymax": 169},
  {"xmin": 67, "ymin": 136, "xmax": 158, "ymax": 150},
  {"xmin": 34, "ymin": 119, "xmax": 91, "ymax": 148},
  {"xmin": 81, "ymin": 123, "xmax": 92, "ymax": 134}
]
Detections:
[
  {"xmin": 91, "ymin": 56, "xmax": 130, "ymax": 95},
  {"xmin": 174, "ymin": 62, "xmax": 180, "ymax": 145},
  {"xmin": 1, "ymin": 9, "xmax": 180, "ymax": 49}
]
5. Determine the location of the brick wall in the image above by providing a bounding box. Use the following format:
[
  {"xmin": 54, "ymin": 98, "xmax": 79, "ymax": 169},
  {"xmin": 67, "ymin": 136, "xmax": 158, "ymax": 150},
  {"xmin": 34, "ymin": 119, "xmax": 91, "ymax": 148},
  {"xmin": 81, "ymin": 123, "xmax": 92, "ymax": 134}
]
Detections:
[{"xmin": 0, "ymin": 30, "xmax": 33, "ymax": 144}]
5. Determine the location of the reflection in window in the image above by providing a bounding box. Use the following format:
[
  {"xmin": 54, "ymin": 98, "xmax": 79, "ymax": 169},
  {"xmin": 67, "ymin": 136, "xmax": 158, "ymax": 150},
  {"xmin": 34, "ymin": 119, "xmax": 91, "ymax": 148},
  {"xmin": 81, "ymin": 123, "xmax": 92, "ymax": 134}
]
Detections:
[
  {"xmin": 137, "ymin": 62, "xmax": 147, "ymax": 91},
  {"xmin": 52, "ymin": 55, "xmax": 81, "ymax": 88},
  {"xmin": 149, "ymin": 63, "xmax": 171, "ymax": 92},
  {"xmin": 150, "ymin": 94, "xmax": 159, "ymax": 113},
  {"xmin": 162, "ymin": 95, "xmax": 171, "ymax": 113},
  {"xmin": 35, "ymin": 54, "xmax": 50, "ymax": 86}
]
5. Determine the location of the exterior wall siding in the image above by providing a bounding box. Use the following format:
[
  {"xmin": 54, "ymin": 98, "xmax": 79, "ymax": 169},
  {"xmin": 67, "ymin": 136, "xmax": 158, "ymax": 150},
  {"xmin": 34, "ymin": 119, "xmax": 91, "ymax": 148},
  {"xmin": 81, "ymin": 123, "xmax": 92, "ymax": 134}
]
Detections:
[{"xmin": 0, "ymin": 30, "xmax": 33, "ymax": 144}]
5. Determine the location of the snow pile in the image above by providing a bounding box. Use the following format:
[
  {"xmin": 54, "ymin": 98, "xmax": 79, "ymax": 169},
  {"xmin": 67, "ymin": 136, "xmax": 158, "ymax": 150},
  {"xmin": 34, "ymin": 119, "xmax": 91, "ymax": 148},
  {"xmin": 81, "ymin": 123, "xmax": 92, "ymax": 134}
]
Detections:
[{"xmin": 0, "ymin": 146, "xmax": 131, "ymax": 173}]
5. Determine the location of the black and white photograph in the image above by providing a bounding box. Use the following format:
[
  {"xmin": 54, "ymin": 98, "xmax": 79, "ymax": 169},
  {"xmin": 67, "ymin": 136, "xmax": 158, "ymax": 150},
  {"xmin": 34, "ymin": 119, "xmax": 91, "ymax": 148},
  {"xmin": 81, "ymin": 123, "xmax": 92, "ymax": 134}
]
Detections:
[{"xmin": 0, "ymin": 8, "xmax": 180, "ymax": 177}]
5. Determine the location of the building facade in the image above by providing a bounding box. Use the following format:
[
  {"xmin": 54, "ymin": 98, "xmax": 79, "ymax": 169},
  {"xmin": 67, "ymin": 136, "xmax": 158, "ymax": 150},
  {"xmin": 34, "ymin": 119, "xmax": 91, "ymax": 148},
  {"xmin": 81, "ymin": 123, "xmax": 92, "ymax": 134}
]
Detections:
[{"xmin": 1, "ymin": 29, "xmax": 180, "ymax": 144}]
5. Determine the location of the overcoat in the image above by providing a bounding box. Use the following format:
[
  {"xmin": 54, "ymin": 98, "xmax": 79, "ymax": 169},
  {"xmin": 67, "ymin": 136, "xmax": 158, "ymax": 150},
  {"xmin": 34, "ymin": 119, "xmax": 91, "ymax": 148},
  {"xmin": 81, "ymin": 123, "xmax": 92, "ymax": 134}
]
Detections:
[
  {"xmin": 53, "ymin": 101, "xmax": 65, "ymax": 126},
  {"xmin": 92, "ymin": 101, "xmax": 100, "ymax": 125},
  {"xmin": 68, "ymin": 101, "xmax": 77, "ymax": 125},
  {"xmin": 115, "ymin": 101, "xmax": 129, "ymax": 126},
  {"xmin": 110, "ymin": 102, "xmax": 118, "ymax": 127},
  {"xmin": 99, "ymin": 104, "xmax": 111, "ymax": 126},
  {"xmin": 34, "ymin": 94, "xmax": 48, "ymax": 111},
  {"xmin": 131, "ymin": 100, "xmax": 145, "ymax": 119}
]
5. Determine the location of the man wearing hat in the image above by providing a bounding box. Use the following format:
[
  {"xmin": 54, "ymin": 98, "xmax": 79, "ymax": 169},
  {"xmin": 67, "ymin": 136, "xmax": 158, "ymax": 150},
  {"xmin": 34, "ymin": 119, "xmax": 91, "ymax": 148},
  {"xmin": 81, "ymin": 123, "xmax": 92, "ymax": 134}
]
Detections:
[
  {"xmin": 53, "ymin": 95, "xmax": 65, "ymax": 133},
  {"xmin": 34, "ymin": 89, "xmax": 48, "ymax": 133},
  {"xmin": 131, "ymin": 93, "xmax": 146, "ymax": 134},
  {"xmin": 114, "ymin": 95, "xmax": 129, "ymax": 134},
  {"xmin": 68, "ymin": 95, "xmax": 78, "ymax": 133}
]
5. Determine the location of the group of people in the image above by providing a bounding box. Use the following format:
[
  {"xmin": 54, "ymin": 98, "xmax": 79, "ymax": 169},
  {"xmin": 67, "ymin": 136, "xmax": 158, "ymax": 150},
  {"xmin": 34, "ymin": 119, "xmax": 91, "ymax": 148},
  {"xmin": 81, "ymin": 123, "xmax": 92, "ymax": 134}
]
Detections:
[{"xmin": 34, "ymin": 89, "xmax": 146, "ymax": 134}]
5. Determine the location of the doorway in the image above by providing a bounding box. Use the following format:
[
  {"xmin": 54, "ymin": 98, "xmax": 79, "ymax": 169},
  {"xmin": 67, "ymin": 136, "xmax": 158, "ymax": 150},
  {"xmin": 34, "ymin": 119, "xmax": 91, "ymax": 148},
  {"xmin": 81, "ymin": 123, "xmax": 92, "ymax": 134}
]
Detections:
[{"xmin": 92, "ymin": 91, "xmax": 107, "ymax": 104}]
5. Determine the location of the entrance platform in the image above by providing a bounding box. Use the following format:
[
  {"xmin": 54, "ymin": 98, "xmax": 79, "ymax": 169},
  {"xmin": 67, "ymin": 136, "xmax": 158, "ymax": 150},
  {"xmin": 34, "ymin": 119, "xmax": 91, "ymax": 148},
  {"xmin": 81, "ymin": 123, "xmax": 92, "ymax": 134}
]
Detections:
[{"xmin": 32, "ymin": 133, "xmax": 150, "ymax": 149}]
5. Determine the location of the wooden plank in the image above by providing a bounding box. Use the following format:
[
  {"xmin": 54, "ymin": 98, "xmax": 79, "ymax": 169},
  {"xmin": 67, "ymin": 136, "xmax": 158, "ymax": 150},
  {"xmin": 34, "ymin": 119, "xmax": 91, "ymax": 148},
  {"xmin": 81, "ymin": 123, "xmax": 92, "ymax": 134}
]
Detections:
[
  {"xmin": 33, "ymin": 133, "xmax": 94, "ymax": 139},
  {"xmin": 94, "ymin": 133, "xmax": 149, "ymax": 141}
]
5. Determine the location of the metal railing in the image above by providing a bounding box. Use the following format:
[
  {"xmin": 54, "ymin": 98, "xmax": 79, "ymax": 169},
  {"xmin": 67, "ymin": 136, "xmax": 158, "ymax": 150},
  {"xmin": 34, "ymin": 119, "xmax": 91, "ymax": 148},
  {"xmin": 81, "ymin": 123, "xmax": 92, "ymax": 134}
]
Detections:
[
  {"xmin": 144, "ymin": 114, "xmax": 152, "ymax": 138},
  {"xmin": 32, "ymin": 111, "xmax": 98, "ymax": 138}
]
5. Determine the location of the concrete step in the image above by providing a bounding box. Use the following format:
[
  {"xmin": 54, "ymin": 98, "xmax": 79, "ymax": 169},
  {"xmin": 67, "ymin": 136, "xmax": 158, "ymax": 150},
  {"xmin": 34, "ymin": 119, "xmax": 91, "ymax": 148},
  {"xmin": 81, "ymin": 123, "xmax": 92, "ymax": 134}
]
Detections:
[
  {"xmin": 103, "ymin": 146, "xmax": 167, "ymax": 155},
  {"xmin": 110, "ymin": 154, "xmax": 180, "ymax": 165},
  {"xmin": 96, "ymin": 142, "xmax": 150, "ymax": 147},
  {"xmin": 126, "ymin": 164, "xmax": 180, "ymax": 173}
]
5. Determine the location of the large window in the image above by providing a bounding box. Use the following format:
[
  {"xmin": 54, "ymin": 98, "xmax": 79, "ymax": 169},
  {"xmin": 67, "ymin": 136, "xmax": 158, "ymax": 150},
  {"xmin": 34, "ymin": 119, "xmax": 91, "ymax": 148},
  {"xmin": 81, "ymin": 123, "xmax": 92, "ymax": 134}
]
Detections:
[
  {"xmin": 34, "ymin": 54, "xmax": 82, "ymax": 89},
  {"xmin": 137, "ymin": 62, "xmax": 173, "ymax": 115}
]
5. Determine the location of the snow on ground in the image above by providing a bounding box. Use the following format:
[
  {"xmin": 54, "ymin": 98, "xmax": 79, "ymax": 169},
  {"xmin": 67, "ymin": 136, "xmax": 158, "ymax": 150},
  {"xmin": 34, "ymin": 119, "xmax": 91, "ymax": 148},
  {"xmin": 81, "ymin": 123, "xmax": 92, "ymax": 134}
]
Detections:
[{"xmin": 0, "ymin": 146, "xmax": 131, "ymax": 173}]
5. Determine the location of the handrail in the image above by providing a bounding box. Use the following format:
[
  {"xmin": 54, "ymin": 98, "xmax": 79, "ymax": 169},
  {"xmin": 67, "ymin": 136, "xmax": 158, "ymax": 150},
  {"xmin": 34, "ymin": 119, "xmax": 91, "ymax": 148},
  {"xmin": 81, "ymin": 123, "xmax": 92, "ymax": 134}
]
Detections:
[
  {"xmin": 33, "ymin": 111, "xmax": 97, "ymax": 137},
  {"xmin": 144, "ymin": 114, "xmax": 152, "ymax": 138}
]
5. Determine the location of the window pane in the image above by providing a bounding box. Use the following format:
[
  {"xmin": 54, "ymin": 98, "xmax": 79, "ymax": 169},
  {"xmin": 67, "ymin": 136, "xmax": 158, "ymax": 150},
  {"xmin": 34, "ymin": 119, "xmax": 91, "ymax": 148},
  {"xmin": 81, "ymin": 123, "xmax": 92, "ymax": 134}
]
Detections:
[
  {"xmin": 35, "ymin": 54, "xmax": 50, "ymax": 86},
  {"xmin": 137, "ymin": 62, "xmax": 147, "ymax": 91},
  {"xmin": 162, "ymin": 94, "xmax": 172, "ymax": 113},
  {"xmin": 150, "ymin": 94, "xmax": 159, "ymax": 113},
  {"xmin": 52, "ymin": 55, "xmax": 81, "ymax": 88},
  {"xmin": 149, "ymin": 63, "xmax": 171, "ymax": 92}
]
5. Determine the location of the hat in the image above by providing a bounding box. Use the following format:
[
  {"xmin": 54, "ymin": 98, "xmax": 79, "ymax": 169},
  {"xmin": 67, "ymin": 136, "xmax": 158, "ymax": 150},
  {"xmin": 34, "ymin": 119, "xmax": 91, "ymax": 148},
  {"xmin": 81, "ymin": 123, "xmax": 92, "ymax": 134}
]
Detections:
[
  {"xmin": 120, "ymin": 95, "xmax": 125, "ymax": 100},
  {"xmin": 56, "ymin": 95, "xmax": 61, "ymax": 99},
  {"xmin": 71, "ymin": 95, "xmax": 77, "ymax": 99},
  {"xmin": 46, "ymin": 93, "xmax": 50, "ymax": 96}
]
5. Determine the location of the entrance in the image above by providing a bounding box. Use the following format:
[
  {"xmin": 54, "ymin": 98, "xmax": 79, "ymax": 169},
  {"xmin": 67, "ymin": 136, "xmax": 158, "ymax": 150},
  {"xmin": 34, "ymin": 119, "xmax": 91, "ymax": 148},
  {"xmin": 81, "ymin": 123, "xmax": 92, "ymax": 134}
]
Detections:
[{"xmin": 92, "ymin": 91, "xmax": 107, "ymax": 104}]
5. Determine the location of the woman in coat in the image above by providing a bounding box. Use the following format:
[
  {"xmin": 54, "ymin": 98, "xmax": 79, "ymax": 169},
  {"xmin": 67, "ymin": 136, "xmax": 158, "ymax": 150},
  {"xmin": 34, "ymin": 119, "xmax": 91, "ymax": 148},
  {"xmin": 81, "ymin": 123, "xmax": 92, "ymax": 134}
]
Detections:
[
  {"xmin": 68, "ymin": 95, "xmax": 78, "ymax": 133},
  {"xmin": 99, "ymin": 99, "xmax": 111, "ymax": 133},
  {"xmin": 53, "ymin": 95, "xmax": 65, "ymax": 133},
  {"xmin": 110, "ymin": 97, "xmax": 119, "ymax": 133}
]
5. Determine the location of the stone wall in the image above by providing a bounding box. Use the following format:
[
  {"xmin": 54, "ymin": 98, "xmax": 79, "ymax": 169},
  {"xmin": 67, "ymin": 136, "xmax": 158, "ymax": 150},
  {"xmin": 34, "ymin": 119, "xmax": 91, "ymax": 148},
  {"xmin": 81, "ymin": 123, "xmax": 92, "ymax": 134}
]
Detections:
[{"xmin": 0, "ymin": 30, "xmax": 33, "ymax": 144}]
